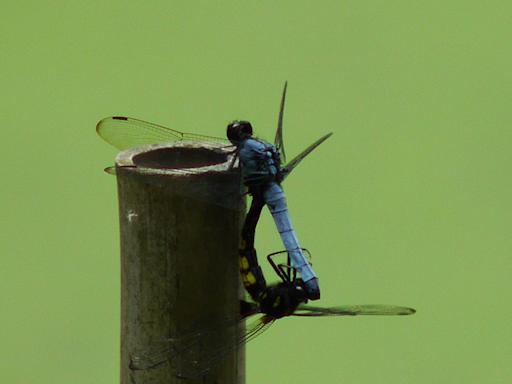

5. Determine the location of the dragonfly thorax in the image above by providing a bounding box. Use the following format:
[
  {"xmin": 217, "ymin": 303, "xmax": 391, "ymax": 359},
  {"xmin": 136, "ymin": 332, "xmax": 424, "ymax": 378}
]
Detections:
[{"xmin": 259, "ymin": 282, "xmax": 308, "ymax": 319}]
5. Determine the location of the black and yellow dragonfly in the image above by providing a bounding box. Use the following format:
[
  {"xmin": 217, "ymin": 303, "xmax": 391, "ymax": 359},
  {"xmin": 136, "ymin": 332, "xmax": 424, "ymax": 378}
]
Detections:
[{"xmin": 128, "ymin": 250, "xmax": 415, "ymax": 379}]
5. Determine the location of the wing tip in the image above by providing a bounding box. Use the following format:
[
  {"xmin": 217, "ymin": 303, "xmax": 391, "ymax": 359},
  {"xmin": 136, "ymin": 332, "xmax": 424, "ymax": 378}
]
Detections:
[
  {"xmin": 103, "ymin": 166, "xmax": 116, "ymax": 175},
  {"xmin": 403, "ymin": 307, "xmax": 416, "ymax": 315},
  {"xmin": 96, "ymin": 115, "xmax": 130, "ymax": 135},
  {"xmin": 95, "ymin": 117, "xmax": 107, "ymax": 134}
]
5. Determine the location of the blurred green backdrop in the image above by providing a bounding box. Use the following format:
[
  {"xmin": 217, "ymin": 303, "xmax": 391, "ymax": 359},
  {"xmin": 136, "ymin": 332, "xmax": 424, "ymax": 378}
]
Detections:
[{"xmin": 1, "ymin": 1, "xmax": 511, "ymax": 383}]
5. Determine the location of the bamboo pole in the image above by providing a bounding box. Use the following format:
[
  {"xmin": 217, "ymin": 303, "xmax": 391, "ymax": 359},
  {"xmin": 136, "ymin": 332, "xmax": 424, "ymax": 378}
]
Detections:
[{"xmin": 114, "ymin": 142, "xmax": 246, "ymax": 384}]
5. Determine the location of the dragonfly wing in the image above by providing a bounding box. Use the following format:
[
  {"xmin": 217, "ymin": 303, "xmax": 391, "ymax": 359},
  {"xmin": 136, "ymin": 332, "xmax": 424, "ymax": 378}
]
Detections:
[
  {"xmin": 292, "ymin": 304, "xmax": 416, "ymax": 317},
  {"xmin": 96, "ymin": 116, "xmax": 228, "ymax": 150},
  {"xmin": 103, "ymin": 166, "xmax": 117, "ymax": 175},
  {"xmin": 282, "ymin": 132, "xmax": 333, "ymax": 181},
  {"xmin": 274, "ymin": 81, "xmax": 287, "ymax": 163},
  {"xmin": 130, "ymin": 314, "xmax": 274, "ymax": 379},
  {"xmin": 176, "ymin": 315, "xmax": 274, "ymax": 379}
]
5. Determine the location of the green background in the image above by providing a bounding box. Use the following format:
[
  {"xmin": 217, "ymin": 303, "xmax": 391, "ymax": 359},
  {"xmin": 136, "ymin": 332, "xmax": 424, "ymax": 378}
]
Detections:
[{"xmin": 1, "ymin": 1, "xmax": 511, "ymax": 383}]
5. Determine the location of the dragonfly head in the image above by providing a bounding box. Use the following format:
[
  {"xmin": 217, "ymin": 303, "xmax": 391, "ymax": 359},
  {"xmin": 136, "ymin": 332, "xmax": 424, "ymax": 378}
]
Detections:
[{"xmin": 227, "ymin": 120, "xmax": 252, "ymax": 145}]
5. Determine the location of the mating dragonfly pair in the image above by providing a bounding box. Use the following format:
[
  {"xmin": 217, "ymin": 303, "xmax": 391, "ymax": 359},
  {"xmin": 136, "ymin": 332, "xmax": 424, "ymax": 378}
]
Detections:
[{"xmin": 97, "ymin": 83, "xmax": 415, "ymax": 378}]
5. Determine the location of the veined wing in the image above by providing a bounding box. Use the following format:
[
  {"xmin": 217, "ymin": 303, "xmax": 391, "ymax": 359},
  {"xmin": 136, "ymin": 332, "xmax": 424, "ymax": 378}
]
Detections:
[
  {"xmin": 175, "ymin": 315, "xmax": 275, "ymax": 379},
  {"xmin": 96, "ymin": 116, "xmax": 229, "ymax": 150},
  {"xmin": 282, "ymin": 132, "xmax": 333, "ymax": 180},
  {"xmin": 130, "ymin": 314, "xmax": 274, "ymax": 379},
  {"xmin": 98, "ymin": 117, "xmax": 243, "ymax": 210},
  {"xmin": 292, "ymin": 304, "xmax": 416, "ymax": 317},
  {"xmin": 274, "ymin": 81, "xmax": 287, "ymax": 163}
]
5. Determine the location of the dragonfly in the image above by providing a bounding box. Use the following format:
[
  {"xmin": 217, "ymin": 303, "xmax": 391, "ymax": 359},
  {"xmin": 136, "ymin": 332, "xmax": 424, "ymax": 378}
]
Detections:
[
  {"xmin": 128, "ymin": 250, "xmax": 416, "ymax": 379},
  {"xmin": 97, "ymin": 82, "xmax": 333, "ymax": 298},
  {"xmin": 96, "ymin": 82, "xmax": 332, "ymax": 209}
]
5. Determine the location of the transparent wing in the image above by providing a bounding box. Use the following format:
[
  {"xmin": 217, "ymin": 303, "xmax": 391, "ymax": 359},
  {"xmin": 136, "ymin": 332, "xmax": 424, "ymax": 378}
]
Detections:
[
  {"xmin": 130, "ymin": 314, "xmax": 275, "ymax": 379},
  {"xmin": 282, "ymin": 132, "xmax": 333, "ymax": 180},
  {"xmin": 292, "ymin": 304, "xmax": 416, "ymax": 317},
  {"xmin": 97, "ymin": 117, "xmax": 242, "ymax": 210},
  {"xmin": 96, "ymin": 116, "xmax": 229, "ymax": 150},
  {"xmin": 274, "ymin": 81, "xmax": 287, "ymax": 163}
]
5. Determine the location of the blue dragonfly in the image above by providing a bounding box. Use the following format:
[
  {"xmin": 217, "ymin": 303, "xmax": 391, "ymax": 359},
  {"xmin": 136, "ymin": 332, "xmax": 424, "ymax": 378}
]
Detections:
[
  {"xmin": 97, "ymin": 83, "xmax": 332, "ymax": 300},
  {"xmin": 96, "ymin": 85, "xmax": 330, "ymax": 182}
]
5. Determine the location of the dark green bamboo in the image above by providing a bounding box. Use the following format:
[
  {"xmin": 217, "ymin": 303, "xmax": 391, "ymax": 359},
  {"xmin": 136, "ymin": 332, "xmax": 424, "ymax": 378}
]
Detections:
[{"xmin": 115, "ymin": 142, "xmax": 246, "ymax": 384}]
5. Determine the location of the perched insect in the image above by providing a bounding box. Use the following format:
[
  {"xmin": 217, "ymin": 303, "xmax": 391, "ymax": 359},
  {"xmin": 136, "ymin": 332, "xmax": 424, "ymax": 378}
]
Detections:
[
  {"xmin": 97, "ymin": 82, "xmax": 332, "ymax": 298},
  {"xmin": 128, "ymin": 249, "xmax": 416, "ymax": 379}
]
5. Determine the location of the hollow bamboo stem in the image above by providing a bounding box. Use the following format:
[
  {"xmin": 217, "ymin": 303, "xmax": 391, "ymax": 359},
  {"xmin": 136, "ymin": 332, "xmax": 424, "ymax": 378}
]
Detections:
[{"xmin": 114, "ymin": 142, "xmax": 245, "ymax": 384}]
